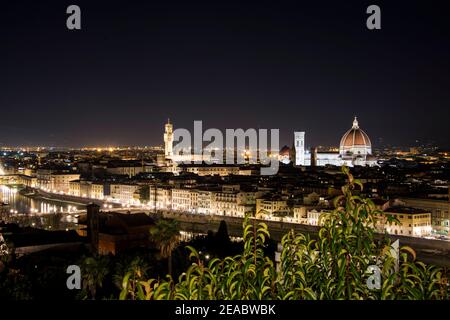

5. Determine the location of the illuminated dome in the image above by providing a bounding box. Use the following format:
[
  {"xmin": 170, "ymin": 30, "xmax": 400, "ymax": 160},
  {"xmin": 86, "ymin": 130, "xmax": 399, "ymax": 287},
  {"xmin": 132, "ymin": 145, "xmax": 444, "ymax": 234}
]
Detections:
[
  {"xmin": 280, "ymin": 145, "xmax": 291, "ymax": 157},
  {"xmin": 279, "ymin": 145, "xmax": 291, "ymax": 164},
  {"xmin": 339, "ymin": 117, "xmax": 372, "ymax": 158}
]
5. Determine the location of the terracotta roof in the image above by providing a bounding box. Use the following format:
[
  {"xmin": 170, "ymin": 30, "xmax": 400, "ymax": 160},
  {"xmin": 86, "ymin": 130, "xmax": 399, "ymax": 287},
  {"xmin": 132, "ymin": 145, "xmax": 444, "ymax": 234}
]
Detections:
[
  {"xmin": 340, "ymin": 117, "xmax": 371, "ymax": 148},
  {"xmin": 279, "ymin": 145, "xmax": 291, "ymax": 156}
]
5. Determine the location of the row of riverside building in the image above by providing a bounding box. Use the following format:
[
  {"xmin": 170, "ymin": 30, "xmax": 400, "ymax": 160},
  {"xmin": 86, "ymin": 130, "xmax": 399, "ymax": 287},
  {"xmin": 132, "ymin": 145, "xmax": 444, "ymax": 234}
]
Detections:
[
  {"xmin": 2, "ymin": 166, "xmax": 444, "ymax": 238},
  {"xmin": 29, "ymin": 169, "xmax": 443, "ymax": 238}
]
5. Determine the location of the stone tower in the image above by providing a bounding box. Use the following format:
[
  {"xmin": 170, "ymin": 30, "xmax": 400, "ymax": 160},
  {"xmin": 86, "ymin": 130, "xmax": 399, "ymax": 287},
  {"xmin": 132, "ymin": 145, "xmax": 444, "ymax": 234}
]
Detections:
[
  {"xmin": 164, "ymin": 119, "xmax": 173, "ymax": 160},
  {"xmin": 294, "ymin": 132, "xmax": 305, "ymax": 166}
]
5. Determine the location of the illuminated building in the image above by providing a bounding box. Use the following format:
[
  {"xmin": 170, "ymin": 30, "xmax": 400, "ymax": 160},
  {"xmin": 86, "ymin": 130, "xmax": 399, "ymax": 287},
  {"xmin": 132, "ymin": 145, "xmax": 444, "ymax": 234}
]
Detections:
[
  {"xmin": 339, "ymin": 117, "xmax": 376, "ymax": 166},
  {"xmin": 69, "ymin": 180, "xmax": 104, "ymax": 199},
  {"xmin": 295, "ymin": 117, "xmax": 378, "ymax": 167},
  {"xmin": 378, "ymin": 206, "xmax": 432, "ymax": 237},
  {"xmin": 36, "ymin": 169, "xmax": 80, "ymax": 193},
  {"xmin": 163, "ymin": 119, "xmax": 208, "ymax": 164},
  {"xmin": 164, "ymin": 118, "xmax": 174, "ymax": 160},
  {"xmin": 256, "ymin": 198, "xmax": 290, "ymax": 218},
  {"xmin": 294, "ymin": 132, "xmax": 305, "ymax": 165},
  {"xmin": 279, "ymin": 145, "xmax": 291, "ymax": 164},
  {"xmin": 400, "ymin": 198, "xmax": 450, "ymax": 235},
  {"xmin": 110, "ymin": 183, "xmax": 140, "ymax": 204}
]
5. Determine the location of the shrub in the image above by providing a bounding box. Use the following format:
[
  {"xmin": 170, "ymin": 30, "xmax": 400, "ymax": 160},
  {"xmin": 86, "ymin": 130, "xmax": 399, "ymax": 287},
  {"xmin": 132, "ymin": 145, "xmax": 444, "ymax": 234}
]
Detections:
[{"xmin": 119, "ymin": 167, "xmax": 449, "ymax": 300}]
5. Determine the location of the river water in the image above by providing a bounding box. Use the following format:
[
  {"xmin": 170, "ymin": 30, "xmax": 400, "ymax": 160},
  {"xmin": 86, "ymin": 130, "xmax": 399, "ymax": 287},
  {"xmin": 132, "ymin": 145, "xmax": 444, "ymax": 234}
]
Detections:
[
  {"xmin": 0, "ymin": 185, "xmax": 241, "ymax": 242},
  {"xmin": 0, "ymin": 186, "xmax": 213, "ymax": 239},
  {"xmin": 0, "ymin": 186, "xmax": 82, "ymax": 230}
]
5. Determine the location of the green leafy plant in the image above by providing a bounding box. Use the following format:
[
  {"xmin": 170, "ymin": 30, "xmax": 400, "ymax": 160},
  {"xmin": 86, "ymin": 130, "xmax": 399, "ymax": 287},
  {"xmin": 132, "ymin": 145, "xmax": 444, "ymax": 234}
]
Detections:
[
  {"xmin": 119, "ymin": 166, "xmax": 449, "ymax": 300},
  {"xmin": 115, "ymin": 256, "xmax": 149, "ymax": 300}
]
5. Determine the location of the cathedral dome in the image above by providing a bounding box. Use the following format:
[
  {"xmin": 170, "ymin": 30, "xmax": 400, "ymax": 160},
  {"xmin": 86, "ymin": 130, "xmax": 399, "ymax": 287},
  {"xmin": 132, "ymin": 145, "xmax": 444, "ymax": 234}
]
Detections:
[
  {"xmin": 339, "ymin": 117, "xmax": 372, "ymax": 157},
  {"xmin": 279, "ymin": 145, "xmax": 291, "ymax": 164},
  {"xmin": 280, "ymin": 145, "xmax": 291, "ymax": 156}
]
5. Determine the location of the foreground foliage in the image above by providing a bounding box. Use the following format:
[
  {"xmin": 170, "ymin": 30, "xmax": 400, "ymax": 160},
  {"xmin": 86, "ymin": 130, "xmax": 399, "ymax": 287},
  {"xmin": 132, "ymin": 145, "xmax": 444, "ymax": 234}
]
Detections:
[
  {"xmin": 79, "ymin": 255, "xmax": 110, "ymax": 299},
  {"xmin": 149, "ymin": 218, "xmax": 180, "ymax": 277},
  {"xmin": 120, "ymin": 167, "xmax": 449, "ymax": 300}
]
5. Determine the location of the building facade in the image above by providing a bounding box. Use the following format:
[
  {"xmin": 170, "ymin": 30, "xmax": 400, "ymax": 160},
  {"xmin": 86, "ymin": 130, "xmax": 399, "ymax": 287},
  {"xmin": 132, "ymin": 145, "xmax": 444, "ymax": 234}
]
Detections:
[
  {"xmin": 37, "ymin": 169, "xmax": 80, "ymax": 193},
  {"xmin": 378, "ymin": 206, "xmax": 432, "ymax": 237},
  {"xmin": 164, "ymin": 119, "xmax": 174, "ymax": 160},
  {"xmin": 400, "ymin": 198, "xmax": 450, "ymax": 235},
  {"xmin": 293, "ymin": 117, "xmax": 378, "ymax": 167},
  {"xmin": 110, "ymin": 184, "xmax": 140, "ymax": 204},
  {"xmin": 294, "ymin": 132, "xmax": 305, "ymax": 166}
]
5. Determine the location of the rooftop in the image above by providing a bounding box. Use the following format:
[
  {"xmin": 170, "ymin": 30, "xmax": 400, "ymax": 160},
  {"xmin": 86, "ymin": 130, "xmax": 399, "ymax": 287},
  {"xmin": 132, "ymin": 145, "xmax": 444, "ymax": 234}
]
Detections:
[{"xmin": 384, "ymin": 206, "xmax": 430, "ymax": 215}]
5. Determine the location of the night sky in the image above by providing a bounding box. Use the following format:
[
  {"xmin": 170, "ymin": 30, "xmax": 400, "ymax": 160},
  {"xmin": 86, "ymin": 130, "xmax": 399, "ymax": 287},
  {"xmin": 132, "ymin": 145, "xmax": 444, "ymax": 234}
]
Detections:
[{"xmin": 1, "ymin": 0, "xmax": 450, "ymax": 148}]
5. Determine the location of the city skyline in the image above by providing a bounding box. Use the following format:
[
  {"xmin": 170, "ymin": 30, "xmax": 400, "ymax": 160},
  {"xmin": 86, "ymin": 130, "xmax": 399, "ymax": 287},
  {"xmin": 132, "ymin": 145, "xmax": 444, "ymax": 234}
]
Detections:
[
  {"xmin": 0, "ymin": 116, "xmax": 444, "ymax": 151},
  {"xmin": 2, "ymin": 0, "xmax": 450, "ymax": 305},
  {"xmin": 1, "ymin": 1, "xmax": 450, "ymax": 148}
]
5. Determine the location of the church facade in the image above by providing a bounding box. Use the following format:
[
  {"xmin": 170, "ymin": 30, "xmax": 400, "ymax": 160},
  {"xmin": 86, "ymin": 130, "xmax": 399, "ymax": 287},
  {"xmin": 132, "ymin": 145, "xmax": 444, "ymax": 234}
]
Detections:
[{"xmin": 291, "ymin": 117, "xmax": 378, "ymax": 167}]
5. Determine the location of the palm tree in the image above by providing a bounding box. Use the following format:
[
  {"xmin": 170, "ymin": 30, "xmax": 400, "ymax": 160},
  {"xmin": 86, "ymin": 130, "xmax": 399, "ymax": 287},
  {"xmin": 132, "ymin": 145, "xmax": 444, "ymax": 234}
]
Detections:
[
  {"xmin": 149, "ymin": 219, "xmax": 180, "ymax": 277},
  {"xmin": 81, "ymin": 256, "xmax": 110, "ymax": 299}
]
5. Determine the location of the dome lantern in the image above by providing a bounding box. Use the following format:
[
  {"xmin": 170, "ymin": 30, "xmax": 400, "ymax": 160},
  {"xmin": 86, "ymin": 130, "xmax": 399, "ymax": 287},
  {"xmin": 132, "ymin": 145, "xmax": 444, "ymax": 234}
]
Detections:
[
  {"xmin": 339, "ymin": 116, "xmax": 372, "ymax": 159},
  {"xmin": 352, "ymin": 116, "xmax": 359, "ymax": 129}
]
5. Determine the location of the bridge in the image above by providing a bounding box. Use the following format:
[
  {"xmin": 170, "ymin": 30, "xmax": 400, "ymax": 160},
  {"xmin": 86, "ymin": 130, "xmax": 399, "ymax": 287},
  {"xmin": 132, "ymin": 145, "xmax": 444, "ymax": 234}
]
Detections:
[{"xmin": 0, "ymin": 174, "xmax": 34, "ymax": 187}]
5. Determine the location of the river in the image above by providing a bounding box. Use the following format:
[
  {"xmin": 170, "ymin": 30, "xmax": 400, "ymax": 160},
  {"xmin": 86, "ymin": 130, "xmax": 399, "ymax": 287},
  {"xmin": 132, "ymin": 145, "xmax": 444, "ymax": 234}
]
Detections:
[
  {"xmin": 0, "ymin": 186, "xmax": 212, "ymax": 240},
  {"xmin": 1, "ymin": 186, "xmax": 449, "ymax": 266},
  {"xmin": 0, "ymin": 185, "xmax": 83, "ymax": 230}
]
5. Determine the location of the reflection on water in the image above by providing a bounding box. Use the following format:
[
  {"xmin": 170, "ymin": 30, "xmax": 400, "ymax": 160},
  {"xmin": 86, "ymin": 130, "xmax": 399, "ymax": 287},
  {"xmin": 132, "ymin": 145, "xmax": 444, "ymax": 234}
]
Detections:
[
  {"xmin": 180, "ymin": 230, "xmax": 206, "ymax": 242},
  {"xmin": 1, "ymin": 186, "xmax": 244, "ymax": 239},
  {"xmin": 1, "ymin": 186, "xmax": 83, "ymax": 231},
  {"xmin": 179, "ymin": 230, "xmax": 242, "ymax": 242}
]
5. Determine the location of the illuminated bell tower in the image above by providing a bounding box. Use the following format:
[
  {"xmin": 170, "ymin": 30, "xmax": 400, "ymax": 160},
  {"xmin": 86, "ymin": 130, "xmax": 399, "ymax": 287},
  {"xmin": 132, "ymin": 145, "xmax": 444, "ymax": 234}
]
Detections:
[
  {"xmin": 164, "ymin": 119, "xmax": 173, "ymax": 159},
  {"xmin": 294, "ymin": 132, "xmax": 305, "ymax": 166}
]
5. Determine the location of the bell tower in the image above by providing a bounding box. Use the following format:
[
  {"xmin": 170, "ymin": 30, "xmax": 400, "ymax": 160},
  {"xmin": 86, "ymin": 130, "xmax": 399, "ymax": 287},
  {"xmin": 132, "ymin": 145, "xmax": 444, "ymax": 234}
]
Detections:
[
  {"xmin": 164, "ymin": 118, "xmax": 173, "ymax": 159},
  {"xmin": 294, "ymin": 132, "xmax": 305, "ymax": 166}
]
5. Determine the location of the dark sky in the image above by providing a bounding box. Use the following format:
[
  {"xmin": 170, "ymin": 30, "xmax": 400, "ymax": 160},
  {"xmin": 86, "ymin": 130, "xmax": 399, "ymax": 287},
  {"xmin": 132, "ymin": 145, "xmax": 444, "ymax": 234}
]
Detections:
[{"xmin": 1, "ymin": 0, "xmax": 450, "ymax": 148}]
